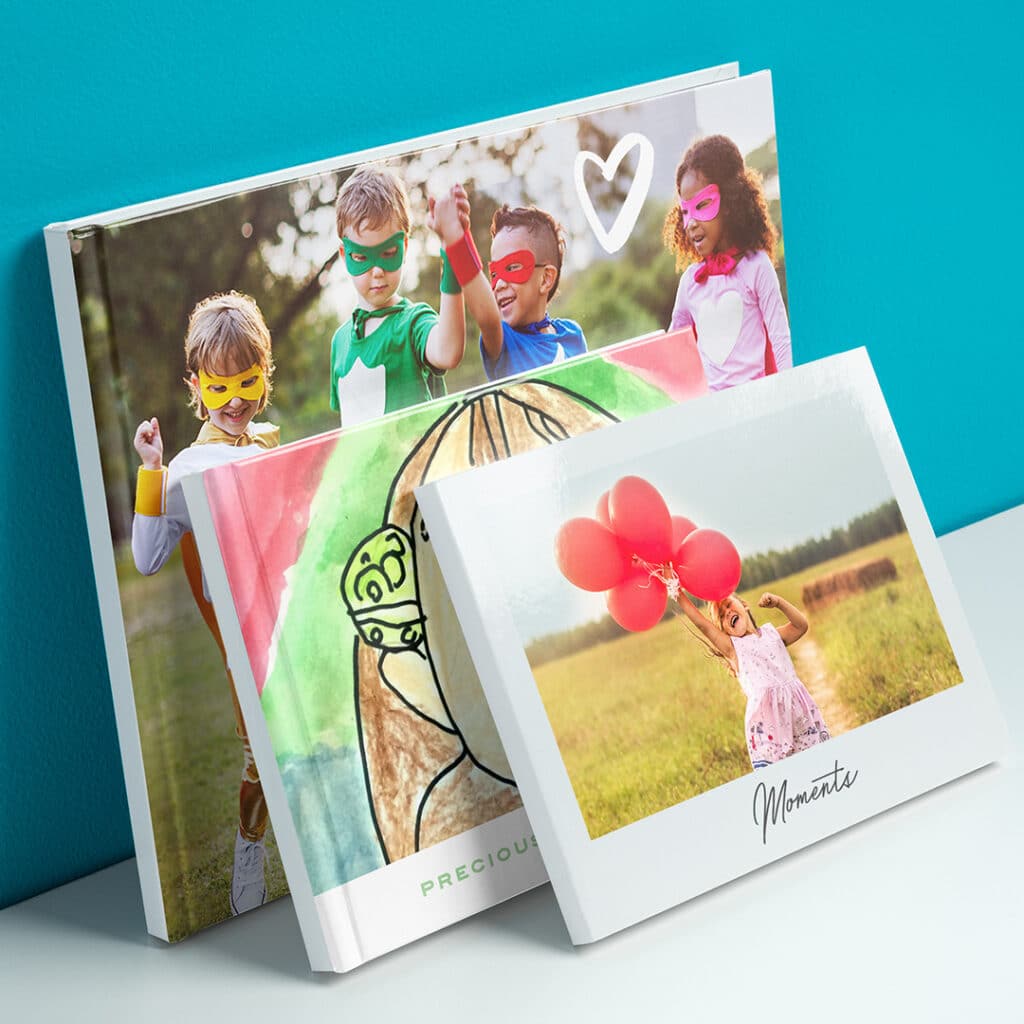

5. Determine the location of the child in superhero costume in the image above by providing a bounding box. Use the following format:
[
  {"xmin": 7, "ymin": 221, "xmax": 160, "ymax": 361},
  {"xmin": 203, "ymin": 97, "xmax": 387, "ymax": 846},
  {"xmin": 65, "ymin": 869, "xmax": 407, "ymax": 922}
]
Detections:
[
  {"xmin": 132, "ymin": 291, "xmax": 279, "ymax": 915},
  {"xmin": 432, "ymin": 189, "xmax": 587, "ymax": 383},
  {"xmin": 330, "ymin": 165, "xmax": 480, "ymax": 425}
]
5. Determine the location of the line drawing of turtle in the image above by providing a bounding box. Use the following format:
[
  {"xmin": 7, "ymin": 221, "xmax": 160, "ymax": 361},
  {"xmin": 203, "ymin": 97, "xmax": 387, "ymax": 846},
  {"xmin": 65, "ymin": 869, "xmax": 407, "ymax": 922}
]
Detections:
[{"xmin": 340, "ymin": 380, "xmax": 619, "ymax": 864}]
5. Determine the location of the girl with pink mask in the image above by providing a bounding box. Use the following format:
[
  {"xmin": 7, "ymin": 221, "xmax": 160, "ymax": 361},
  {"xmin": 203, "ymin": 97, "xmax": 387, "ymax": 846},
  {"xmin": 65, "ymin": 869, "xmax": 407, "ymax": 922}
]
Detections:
[{"xmin": 662, "ymin": 135, "xmax": 791, "ymax": 391}]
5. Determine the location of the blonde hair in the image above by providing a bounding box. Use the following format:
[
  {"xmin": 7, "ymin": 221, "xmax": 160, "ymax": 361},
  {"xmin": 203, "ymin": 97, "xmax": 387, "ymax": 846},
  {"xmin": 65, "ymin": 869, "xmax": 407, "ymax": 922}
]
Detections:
[
  {"xmin": 335, "ymin": 165, "xmax": 411, "ymax": 239},
  {"xmin": 184, "ymin": 291, "xmax": 274, "ymax": 419},
  {"xmin": 690, "ymin": 594, "xmax": 757, "ymax": 677}
]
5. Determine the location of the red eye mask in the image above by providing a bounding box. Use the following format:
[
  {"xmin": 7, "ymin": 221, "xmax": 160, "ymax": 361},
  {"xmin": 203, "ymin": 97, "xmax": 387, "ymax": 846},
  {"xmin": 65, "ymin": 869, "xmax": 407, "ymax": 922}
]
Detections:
[
  {"xmin": 489, "ymin": 249, "xmax": 539, "ymax": 287},
  {"xmin": 678, "ymin": 183, "xmax": 721, "ymax": 225}
]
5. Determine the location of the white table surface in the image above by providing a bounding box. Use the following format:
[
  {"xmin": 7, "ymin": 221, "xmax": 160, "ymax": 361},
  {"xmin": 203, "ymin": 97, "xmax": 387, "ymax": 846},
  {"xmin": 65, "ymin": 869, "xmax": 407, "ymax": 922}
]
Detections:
[{"xmin": 3, "ymin": 507, "xmax": 1021, "ymax": 1022}]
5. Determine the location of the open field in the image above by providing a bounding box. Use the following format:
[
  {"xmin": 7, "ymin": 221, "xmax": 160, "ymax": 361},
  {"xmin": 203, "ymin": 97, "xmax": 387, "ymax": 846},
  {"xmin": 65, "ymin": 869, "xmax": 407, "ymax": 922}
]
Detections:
[
  {"xmin": 119, "ymin": 548, "xmax": 289, "ymax": 941},
  {"xmin": 532, "ymin": 532, "xmax": 961, "ymax": 839}
]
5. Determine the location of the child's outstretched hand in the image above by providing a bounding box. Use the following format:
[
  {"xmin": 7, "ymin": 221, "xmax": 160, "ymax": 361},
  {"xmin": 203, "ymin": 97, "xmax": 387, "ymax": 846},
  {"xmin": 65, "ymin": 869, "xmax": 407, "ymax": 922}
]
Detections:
[
  {"xmin": 451, "ymin": 183, "xmax": 471, "ymax": 232},
  {"xmin": 428, "ymin": 184, "xmax": 469, "ymax": 246},
  {"xmin": 133, "ymin": 417, "xmax": 163, "ymax": 471},
  {"xmin": 759, "ymin": 591, "xmax": 808, "ymax": 644}
]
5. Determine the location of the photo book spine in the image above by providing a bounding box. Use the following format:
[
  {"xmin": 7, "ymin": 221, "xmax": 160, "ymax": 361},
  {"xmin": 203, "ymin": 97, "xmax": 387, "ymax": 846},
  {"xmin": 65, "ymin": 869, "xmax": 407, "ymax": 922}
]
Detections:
[{"xmin": 43, "ymin": 224, "xmax": 169, "ymax": 941}]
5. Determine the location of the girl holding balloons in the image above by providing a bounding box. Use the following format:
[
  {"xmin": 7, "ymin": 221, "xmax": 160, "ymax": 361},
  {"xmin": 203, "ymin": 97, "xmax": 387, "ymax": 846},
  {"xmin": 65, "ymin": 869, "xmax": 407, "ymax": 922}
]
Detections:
[
  {"xmin": 676, "ymin": 590, "xmax": 830, "ymax": 769},
  {"xmin": 555, "ymin": 474, "xmax": 829, "ymax": 771}
]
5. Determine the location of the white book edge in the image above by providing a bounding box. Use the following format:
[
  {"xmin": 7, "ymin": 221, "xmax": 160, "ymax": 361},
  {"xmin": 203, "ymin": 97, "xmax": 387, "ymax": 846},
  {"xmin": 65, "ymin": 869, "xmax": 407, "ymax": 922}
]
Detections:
[
  {"xmin": 182, "ymin": 472, "xmax": 338, "ymax": 971},
  {"xmin": 42, "ymin": 62, "xmax": 738, "ymax": 232},
  {"xmin": 43, "ymin": 230, "xmax": 169, "ymax": 941}
]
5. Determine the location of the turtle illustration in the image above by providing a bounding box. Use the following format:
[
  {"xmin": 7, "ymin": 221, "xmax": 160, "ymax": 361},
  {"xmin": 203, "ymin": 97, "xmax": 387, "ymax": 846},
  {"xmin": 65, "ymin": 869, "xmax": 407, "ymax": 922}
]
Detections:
[{"xmin": 341, "ymin": 380, "xmax": 618, "ymax": 863}]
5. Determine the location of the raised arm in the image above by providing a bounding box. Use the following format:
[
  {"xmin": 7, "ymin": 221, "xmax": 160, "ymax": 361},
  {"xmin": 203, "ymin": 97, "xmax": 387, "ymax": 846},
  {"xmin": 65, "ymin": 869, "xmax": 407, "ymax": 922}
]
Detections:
[
  {"xmin": 675, "ymin": 591, "xmax": 735, "ymax": 661},
  {"xmin": 424, "ymin": 292, "xmax": 466, "ymax": 372},
  {"xmin": 758, "ymin": 592, "xmax": 807, "ymax": 645},
  {"xmin": 452, "ymin": 185, "xmax": 504, "ymax": 360},
  {"xmin": 131, "ymin": 417, "xmax": 187, "ymax": 576},
  {"xmin": 428, "ymin": 185, "xmax": 503, "ymax": 363},
  {"xmin": 422, "ymin": 187, "xmax": 469, "ymax": 372}
]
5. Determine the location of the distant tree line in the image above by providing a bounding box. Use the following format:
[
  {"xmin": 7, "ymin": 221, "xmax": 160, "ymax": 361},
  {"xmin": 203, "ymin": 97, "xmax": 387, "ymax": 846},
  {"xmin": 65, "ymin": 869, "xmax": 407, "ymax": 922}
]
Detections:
[
  {"xmin": 526, "ymin": 499, "xmax": 905, "ymax": 668},
  {"xmin": 737, "ymin": 499, "xmax": 905, "ymax": 591}
]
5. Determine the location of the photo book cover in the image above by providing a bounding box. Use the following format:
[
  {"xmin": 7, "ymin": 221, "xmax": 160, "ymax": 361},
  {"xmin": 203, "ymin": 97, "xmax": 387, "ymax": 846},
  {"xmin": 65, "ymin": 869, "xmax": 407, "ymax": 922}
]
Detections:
[
  {"xmin": 47, "ymin": 62, "xmax": 787, "ymax": 946},
  {"xmin": 416, "ymin": 350, "xmax": 1003, "ymax": 942},
  {"xmin": 496, "ymin": 394, "xmax": 959, "ymax": 839}
]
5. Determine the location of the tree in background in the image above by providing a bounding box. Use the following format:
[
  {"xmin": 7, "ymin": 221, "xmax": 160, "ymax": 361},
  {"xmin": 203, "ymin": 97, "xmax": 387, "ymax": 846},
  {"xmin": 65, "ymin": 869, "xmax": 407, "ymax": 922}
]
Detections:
[{"xmin": 74, "ymin": 126, "xmax": 784, "ymax": 544}]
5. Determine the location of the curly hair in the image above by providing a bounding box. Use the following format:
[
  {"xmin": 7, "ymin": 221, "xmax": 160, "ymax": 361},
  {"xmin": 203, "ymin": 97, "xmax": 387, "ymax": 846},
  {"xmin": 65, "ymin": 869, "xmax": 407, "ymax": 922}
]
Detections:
[
  {"xmin": 490, "ymin": 204, "xmax": 566, "ymax": 300},
  {"xmin": 662, "ymin": 135, "xmax": 776, "ymax": 271}
]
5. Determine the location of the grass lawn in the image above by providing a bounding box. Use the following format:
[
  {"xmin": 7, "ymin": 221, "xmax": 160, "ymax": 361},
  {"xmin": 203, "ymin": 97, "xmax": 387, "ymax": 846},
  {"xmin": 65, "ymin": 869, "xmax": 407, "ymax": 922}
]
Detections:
[
  {"xmin": 119, "ymin": 547, "xmax": 289, "ymax": 941},
  {"xmin": 532, "ymin": 532, "xmax": 961, "ymax": 839}
]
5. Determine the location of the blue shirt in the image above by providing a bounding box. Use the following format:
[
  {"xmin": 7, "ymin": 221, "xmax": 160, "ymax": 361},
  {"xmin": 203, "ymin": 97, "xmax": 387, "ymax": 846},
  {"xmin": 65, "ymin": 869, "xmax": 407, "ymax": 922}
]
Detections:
[{"xmin": 480, "ymin": 318, "xmax": 587, "ymax": 382}]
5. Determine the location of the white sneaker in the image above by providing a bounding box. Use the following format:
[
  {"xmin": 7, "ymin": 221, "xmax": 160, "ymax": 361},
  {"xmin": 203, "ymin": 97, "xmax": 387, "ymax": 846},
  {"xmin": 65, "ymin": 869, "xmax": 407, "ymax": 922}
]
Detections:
[{"xmin": 230, "ymin": 829, "xmax": 268, "ymax": 915}]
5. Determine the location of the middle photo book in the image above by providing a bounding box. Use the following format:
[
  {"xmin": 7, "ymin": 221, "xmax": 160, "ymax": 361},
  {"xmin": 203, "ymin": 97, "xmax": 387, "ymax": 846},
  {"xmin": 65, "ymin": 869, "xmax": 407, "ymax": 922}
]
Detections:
[{"xmin": 185, "ymin": 327, "xmax": 707, "ymax": 969}]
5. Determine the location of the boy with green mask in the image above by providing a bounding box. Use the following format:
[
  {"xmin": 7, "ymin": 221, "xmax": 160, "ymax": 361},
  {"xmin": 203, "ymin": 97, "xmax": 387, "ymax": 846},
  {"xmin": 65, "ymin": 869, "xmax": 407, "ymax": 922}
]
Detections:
[{"xmin": 330, "ymin": 165, "xmax": 482, "ymax": 425}]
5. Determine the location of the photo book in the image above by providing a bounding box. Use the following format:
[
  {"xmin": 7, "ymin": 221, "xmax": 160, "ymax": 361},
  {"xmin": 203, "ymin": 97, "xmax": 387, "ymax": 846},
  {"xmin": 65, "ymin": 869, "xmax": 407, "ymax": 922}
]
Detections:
[
  {"xmin": 415, "ymin": 348, "xmax": 1005, "ymax": 944},
  {"xmin": 183, "ymin": 326, "xmax": 709, "ymax": 970},
  {"xmin": 43, "ymin": 56, "xmax": 793, "ymax": 954}
]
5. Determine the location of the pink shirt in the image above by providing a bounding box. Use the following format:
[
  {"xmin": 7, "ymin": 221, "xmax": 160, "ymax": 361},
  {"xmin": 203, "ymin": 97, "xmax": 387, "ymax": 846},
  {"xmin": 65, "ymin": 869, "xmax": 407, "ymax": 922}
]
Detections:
[{"xmin": 669, "ymin": 249, "xmax": 792, "ymax": 392}]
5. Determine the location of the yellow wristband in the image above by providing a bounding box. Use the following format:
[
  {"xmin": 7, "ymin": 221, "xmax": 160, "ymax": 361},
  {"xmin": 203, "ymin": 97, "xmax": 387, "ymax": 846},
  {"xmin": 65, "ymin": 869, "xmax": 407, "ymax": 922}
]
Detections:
[{"xmin": 135, "ymin": 467, "xmax": 167, "ymax": 516}]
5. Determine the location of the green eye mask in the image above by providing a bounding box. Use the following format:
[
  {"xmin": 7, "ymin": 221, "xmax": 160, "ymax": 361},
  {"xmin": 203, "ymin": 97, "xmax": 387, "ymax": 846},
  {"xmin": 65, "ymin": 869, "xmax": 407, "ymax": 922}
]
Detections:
[{"xmin": 342, "ymin": 231, "xmax": 406, "ymax": 276}]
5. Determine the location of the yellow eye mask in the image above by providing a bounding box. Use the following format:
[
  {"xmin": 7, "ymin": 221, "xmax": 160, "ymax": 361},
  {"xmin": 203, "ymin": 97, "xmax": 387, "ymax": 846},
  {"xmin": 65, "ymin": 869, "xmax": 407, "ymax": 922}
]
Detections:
[{"xmin": 198, "ymin": 364, "xmax": 265, "ymax": 409}]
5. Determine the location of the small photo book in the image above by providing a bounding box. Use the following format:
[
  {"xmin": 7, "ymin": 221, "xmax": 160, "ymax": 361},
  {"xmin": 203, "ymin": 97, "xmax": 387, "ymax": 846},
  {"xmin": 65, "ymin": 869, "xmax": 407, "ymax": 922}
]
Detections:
[{"xmin": 415, "ymin": 348, "xmax": 1005, "ymax": 944}]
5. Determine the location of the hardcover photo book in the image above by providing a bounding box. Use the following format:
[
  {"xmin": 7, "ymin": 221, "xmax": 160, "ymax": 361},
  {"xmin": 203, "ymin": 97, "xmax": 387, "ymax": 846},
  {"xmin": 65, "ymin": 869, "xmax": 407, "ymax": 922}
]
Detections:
[
  {"xmin": 43, "ymin": 56, "xmax": 793, "ymax": 955},
  {"xmin": 415, "ymin": 349, "xmax": 1005, "ymax": 944},
  {"xmin": 184, "ymin": 327, "xmax": 709, "ymax": 970}
]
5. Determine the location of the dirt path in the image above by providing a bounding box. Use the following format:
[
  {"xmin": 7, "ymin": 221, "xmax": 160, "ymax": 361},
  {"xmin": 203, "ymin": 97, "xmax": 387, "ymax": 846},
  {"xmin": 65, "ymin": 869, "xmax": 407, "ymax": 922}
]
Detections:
[{"xmin": 793, "ymin": 635, "xmax": 857, "ymax": 738}]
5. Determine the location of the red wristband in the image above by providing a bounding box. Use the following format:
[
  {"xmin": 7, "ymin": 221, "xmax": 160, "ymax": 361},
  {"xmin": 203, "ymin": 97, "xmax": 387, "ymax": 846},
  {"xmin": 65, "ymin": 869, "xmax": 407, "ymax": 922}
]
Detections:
[{"xmin": 446, "ymin": 230, "xmax": 482, "ymax": 287}]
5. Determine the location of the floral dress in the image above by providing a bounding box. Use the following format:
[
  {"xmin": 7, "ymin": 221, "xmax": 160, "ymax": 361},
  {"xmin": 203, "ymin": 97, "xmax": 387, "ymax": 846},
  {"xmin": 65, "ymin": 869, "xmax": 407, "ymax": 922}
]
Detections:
[{"xmin": 732, "ymin": 623, "xmax": 829, "ymax": 768}]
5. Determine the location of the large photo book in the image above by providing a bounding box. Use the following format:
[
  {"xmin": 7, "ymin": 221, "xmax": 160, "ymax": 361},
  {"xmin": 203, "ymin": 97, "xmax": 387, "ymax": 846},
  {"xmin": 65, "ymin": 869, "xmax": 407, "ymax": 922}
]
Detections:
[{"xmin": 43, "ymin": 60, "xmax": 794, "ymax": 946}]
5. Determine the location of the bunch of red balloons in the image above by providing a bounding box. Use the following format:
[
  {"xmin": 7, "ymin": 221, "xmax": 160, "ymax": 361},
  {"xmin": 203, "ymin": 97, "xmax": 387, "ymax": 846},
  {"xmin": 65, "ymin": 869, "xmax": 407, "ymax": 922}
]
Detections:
[{"xmin": 555, "ymin": 476, "xmax": 741, "ymax": 632}]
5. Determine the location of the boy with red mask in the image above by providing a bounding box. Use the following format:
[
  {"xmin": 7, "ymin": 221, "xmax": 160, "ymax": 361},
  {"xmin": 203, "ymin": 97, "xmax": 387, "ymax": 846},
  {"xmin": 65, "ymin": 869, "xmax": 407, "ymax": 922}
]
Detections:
[{"xmin": 431, "ymin": 191, "xmax": 587, "ymax": 383}]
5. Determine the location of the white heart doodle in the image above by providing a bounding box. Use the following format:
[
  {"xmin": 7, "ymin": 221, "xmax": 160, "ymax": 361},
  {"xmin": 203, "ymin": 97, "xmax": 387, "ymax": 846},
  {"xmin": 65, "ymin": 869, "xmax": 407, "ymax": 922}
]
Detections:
[
  {"xmin": 694, "ymin": 290, "xmax": 743, "ymax": 365},
  {"xmin": 574, "ymin": 132, "xmax": 655, "ymax": 254}
]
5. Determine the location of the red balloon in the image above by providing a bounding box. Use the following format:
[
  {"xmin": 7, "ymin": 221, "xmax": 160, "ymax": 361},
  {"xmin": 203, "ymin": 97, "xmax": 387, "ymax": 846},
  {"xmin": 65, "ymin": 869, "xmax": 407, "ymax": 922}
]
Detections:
[
  {"xmin": 674, "ymin": 529, "xmax": 742, "ymax": 602},
  {"xmin": 595, "ymin": 490, "xmax": 612, "ymax": 529},
  {"xmin": 555, "ymin": 518, "xmax": 630, "ymax": 592},
  {"xmin": 607, "ymin": 567, "xmax": 668, "ymax": 632},
  {"xmin": 670, "ymin": 515, "xmax": 698, "ymax": 551},
  {"xmin": 608, "ymin": 476, "xmax": 673, "ymax": 563}
]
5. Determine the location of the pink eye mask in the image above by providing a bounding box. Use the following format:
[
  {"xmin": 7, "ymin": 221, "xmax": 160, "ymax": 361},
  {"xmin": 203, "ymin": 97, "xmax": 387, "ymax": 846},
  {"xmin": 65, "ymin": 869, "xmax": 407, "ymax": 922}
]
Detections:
[{"xmin": 678, "ymin": 183, "xmax": 721, "ymax": 225}]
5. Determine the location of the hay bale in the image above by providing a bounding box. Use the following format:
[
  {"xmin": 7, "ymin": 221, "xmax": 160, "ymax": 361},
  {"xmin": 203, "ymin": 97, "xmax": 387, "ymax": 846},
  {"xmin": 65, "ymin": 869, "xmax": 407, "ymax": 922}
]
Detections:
[{"xmin": 801, "ymin": 557, "xmax": 898, "ymax": 612}]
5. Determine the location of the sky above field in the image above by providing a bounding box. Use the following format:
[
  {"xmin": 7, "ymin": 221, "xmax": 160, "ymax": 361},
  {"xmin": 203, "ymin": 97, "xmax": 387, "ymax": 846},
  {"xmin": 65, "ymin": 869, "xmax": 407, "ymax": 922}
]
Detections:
[{"xmin": 482, "ymin": 395, "xmax": 899, "ymax": 644}]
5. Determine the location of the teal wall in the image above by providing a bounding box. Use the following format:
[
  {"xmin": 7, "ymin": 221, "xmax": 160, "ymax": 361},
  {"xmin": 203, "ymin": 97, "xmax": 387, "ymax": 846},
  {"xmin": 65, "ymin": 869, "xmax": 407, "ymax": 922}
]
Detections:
[{"xmin": 1, "ymin": 0, "xmax": 1021, "ymax": 905}]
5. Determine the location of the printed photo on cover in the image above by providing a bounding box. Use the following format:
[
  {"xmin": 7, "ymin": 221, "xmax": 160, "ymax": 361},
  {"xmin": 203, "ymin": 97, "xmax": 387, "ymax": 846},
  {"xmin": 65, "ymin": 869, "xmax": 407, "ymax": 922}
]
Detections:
[
  {"xmin": 486, "ymin": 397, "xmax": 964, "ymax": 839},
  {"xmin": 65, "ymin": 69, "xmax": 787, "ymax": 937}
]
